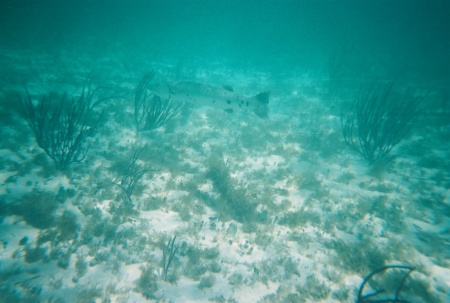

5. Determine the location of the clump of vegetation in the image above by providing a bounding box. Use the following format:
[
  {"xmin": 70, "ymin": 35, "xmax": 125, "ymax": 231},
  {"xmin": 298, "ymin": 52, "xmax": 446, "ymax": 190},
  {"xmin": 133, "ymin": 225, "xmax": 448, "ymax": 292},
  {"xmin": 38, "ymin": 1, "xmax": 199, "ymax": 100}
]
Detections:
[
  {"xmin": 402, "ymin": 273, "xmax": 442, "ymax": 303},
  {"xmin": 297, "ymin": 171, "xmax": 322, "ymax": 191},
  {"xmin": 278, "ymin": 208, "xmax": 321, "ymax": 228},
  {"xmin": 181, "ymin": 244, "xmax": 221, "ymax": 281},
  {"xmin": 111, "ymin": 145, "xmax": 151, "ymax": 206},
  {"xmin": 198, "ymin": 274, "xmax": 216, "ymax": 289},
  {"xmin": 227, "ymin": 272, "xmax": 244, "ymax": 286},
  {"xmin": 56, "ymin": 249, "xmax": 72, "ymax": 269},
  {"xmin": 302, "ymin": 275, "xmax": 331, "ymax": 300},
  {"xmin": 24, "ymin": 245, "xmax": 47, "ymax": 263},
  {"xmin": 341, "ymin": 82, "xmax": 424, "ymax": 164},
  {"xmin": 205, "ymin": 157, "xmax": 257, "ymax": 223},
  {"xmin": 184, "ymin": 247, "xmax": 209, "ymax": 281},
  {"xmin": 331, "ymin": 287, "xmax": 350, "ymax": 301},
  {"xmin": 162, "ymin": 236, "xmax": 179, "ymax": 282},
  {"xmin": 56, "ymin": 210, "xmax": 80, "ymax": 241},
  {"xmin": 0, "ymin": 285, "xmax": 34, "ymax": 303},
  {"xmin": 75, "ymin": 285, "xmax": 103, "ymax": 303},
  {"xmin": 55, "ymin": 186, "xmax": 77, "ymax": 203},
  {"xmin": 255, "ymin": 258, "xmax": 286, "ymax": 285},
  {"xmin": 141, "ymin": 196, "xmax": 165, "ymax": 211},
  {"xmin": 18, "ymin": 83, "xmax": 106, "ymax": 170},
  {"xmin": 0, "ymin": 196, "xmax": 7, "ymax": 223},
  {"xmin": 335, "ymin": 172, "xmax": 355, "ymax": 184},
  {"xmin": 263, "ymin": 274, "xmax": 330, "ymax": 302},
  {"xmin": 75, "ymin": 255, "xmax": 88, "ymax": 278},
  {"xmin": 135, "ymin": 71, "xmax": 183, "ymax": 132},
  {"xmin": 37, "ymin": 229, "xmax": 58, "ymax": 245},
  {"xmin": 136, "ymin": 265, "xmax": 159, "ymax": 299},
  {"xmin": 10, "ymin": 189, "xmax": 59, "ymax": 229},
  {"xmin": 281, "ymin": 257, "xmax": 300, "ymax": 279},
  {"xmin": 330, "ymin": 237, "xmax": 387, "ymax": 275}
]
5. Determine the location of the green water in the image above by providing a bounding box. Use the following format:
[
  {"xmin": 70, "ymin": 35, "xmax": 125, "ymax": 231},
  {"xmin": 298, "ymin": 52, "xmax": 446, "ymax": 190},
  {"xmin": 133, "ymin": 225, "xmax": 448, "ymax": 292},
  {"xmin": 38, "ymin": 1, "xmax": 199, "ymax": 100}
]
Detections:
[{"xmin": 0, "ymin": 1, "xmax": 449, "ymax": 302}]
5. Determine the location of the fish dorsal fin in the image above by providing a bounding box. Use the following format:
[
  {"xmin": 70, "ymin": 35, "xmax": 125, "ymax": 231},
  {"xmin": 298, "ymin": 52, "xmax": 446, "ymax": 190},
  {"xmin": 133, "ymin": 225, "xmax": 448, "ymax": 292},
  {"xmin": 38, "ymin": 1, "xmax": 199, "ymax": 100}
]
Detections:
[
  {"xmin": 255, "ymin": 92, "xmax": 270, "ymax": 104},
  {"xmin": 223, "ymin": 85, "xmax": 234, "ymax": 92}
]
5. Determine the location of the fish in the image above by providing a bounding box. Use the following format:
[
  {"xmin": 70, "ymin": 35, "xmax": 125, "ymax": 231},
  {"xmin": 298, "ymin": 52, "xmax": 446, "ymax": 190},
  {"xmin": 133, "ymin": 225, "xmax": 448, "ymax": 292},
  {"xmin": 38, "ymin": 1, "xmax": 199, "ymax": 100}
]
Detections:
[{"xmin": 150, "ymin": 81, "xmax": 270, "ymax": 119}]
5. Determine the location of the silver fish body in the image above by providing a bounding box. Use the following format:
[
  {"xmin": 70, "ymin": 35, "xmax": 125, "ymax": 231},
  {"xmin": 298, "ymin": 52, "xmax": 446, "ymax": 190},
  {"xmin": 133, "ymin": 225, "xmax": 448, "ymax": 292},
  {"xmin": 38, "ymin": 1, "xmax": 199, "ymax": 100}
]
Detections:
[{"xmin": 151, "ymin": 81, "xmax": 270, "ymax": 119}]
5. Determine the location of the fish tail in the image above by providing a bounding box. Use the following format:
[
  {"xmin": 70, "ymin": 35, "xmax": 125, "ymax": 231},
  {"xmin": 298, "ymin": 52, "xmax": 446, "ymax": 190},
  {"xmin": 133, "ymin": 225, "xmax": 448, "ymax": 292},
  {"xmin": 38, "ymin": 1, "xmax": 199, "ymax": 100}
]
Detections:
[{"xmin": 252, "ymin": 92, "xmax": 270, "ymax": 119}]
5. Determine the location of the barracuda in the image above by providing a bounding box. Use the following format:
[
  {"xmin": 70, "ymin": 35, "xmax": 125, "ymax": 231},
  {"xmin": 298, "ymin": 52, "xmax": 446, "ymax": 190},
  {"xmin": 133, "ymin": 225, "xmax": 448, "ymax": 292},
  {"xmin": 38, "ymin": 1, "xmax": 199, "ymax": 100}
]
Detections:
[{"xmin": 151, "ymin": 81, "xmax": 270, "ymax": 119}]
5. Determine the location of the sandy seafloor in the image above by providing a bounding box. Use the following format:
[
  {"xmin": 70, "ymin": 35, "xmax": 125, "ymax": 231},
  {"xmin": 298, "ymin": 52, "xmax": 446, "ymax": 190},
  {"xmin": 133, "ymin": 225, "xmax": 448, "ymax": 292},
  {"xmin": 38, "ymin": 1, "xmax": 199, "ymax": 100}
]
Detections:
[{"xmin": 0, "ymin": 49, "xmax": 449, "ymax": 303}]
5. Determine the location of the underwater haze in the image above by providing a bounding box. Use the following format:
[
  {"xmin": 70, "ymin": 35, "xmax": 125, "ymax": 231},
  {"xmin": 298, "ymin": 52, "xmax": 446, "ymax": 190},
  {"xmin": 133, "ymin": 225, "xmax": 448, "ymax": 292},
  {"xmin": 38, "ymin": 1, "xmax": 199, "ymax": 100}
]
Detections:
[{"xmin": 0, "ymin": 0, "xmax": 449, "ymax": 302}]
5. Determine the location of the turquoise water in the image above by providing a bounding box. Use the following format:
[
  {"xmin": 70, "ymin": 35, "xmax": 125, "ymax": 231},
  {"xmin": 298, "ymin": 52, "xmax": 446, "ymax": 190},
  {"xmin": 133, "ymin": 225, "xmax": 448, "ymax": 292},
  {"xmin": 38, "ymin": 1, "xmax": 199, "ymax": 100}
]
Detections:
[{"xmin": 0, "ymin": 1, "xmax": 449, "ymax": 302}]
